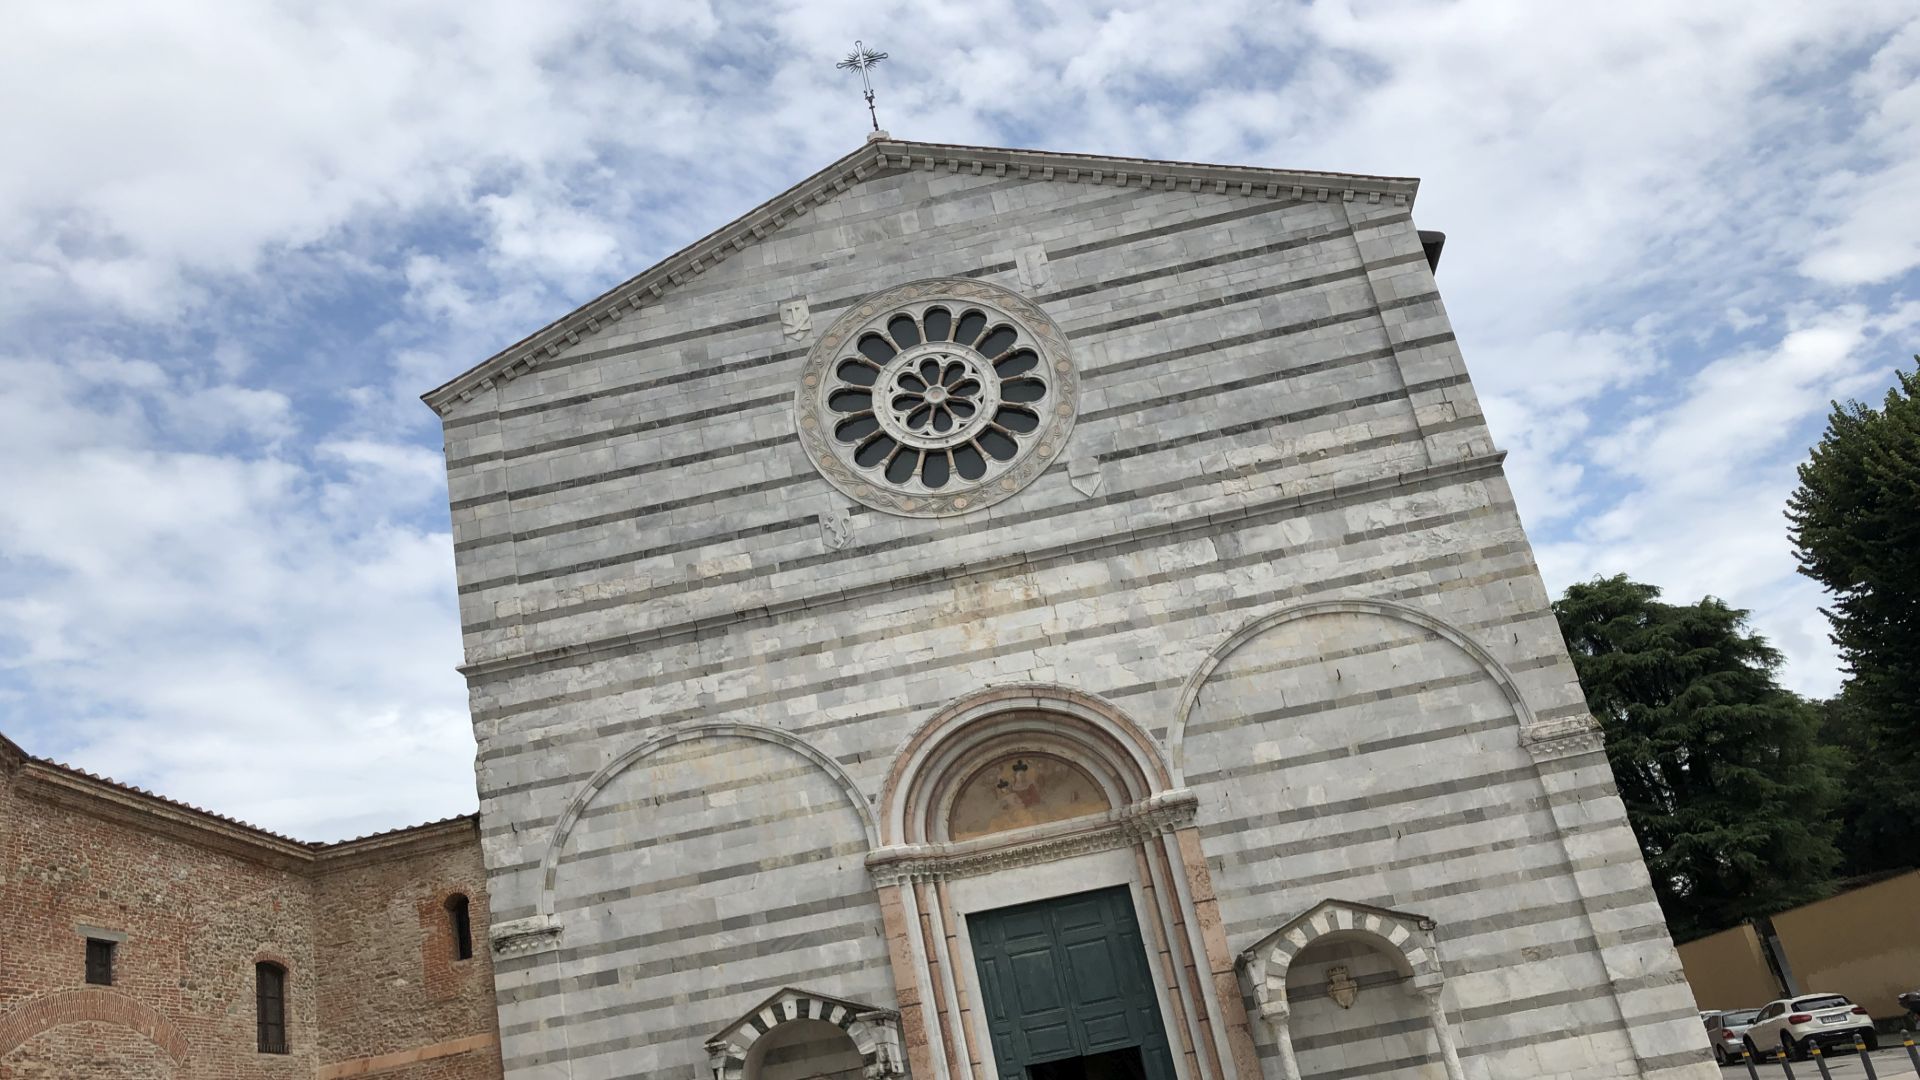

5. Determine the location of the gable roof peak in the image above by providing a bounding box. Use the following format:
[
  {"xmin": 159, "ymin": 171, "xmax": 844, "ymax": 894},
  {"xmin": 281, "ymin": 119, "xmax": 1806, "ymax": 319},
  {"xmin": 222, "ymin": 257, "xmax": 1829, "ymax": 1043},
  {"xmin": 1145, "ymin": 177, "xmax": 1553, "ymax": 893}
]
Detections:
[{"xmin": 421, "ymin": 137, "xmax": 1420, "ymax": 416}]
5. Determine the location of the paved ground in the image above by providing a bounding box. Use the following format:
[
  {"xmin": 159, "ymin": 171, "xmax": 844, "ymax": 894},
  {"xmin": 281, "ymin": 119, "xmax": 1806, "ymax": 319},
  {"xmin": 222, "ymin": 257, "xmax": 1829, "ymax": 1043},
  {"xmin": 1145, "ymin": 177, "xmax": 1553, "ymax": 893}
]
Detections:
[{"xmin": 1719, "ymin": 1043, "xmax": 1920, "ymax": 1078}]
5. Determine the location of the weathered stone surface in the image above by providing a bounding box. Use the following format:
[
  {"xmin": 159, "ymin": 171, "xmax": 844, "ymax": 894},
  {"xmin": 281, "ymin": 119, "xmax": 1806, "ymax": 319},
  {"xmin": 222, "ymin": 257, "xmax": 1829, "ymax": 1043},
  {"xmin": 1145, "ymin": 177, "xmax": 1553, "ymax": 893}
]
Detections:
[{"xmin": 437, "ymin": 144, "xmax": 1713, "ymax": 1080}]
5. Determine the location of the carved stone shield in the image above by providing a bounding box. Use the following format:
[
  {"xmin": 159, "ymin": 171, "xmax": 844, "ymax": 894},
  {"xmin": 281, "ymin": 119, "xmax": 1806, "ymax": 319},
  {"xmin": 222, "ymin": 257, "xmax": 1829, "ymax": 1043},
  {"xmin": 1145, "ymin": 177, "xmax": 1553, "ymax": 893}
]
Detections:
[{"xmin": 1327, "ymin": 965, "xmax": 1358, "ymax": 1009}]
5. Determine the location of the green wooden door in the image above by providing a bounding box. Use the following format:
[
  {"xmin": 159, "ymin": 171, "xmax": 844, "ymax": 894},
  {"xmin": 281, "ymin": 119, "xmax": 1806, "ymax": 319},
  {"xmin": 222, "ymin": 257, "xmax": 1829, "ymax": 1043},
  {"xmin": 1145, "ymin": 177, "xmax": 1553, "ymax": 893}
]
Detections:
[{"xmin": 969, "ymin": 886, "xmax": 1177, "ymax": 1080}]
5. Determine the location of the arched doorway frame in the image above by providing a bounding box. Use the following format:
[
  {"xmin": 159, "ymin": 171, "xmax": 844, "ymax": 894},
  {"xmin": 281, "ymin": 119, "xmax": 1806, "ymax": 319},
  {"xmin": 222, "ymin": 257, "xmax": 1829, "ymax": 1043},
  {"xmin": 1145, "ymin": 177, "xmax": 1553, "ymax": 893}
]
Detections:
[{"xmin": 869, "ymin": 684, "xmax": 1260, "ymax": 1080}]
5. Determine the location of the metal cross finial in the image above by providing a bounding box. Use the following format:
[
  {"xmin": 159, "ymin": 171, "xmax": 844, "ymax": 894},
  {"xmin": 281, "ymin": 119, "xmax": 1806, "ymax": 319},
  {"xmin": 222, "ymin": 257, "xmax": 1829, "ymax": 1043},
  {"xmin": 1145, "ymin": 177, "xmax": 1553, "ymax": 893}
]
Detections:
[{"xmin": 835, "ymin": 40, "xmax": 889, "ymax": 132}]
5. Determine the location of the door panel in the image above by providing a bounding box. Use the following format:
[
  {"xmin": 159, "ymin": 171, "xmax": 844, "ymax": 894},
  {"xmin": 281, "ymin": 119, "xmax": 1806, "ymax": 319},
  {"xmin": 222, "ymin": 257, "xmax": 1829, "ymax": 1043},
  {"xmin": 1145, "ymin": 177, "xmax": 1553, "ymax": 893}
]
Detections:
[{"xmin": 969, "ymin": 886, "xmax": 1177, "ymax": 1080}]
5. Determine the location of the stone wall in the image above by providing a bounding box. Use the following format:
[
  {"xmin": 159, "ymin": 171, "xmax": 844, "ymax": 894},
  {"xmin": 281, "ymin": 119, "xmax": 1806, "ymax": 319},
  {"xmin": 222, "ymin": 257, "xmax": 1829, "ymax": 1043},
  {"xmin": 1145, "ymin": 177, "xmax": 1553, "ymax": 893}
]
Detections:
[
  {"xmin": 0, "ymin": 735, "xmax": 502, "ymax": 1080},
  {"xmin": 434, "ymin": 143, "xmax": 1713, "ymax": 1079}
]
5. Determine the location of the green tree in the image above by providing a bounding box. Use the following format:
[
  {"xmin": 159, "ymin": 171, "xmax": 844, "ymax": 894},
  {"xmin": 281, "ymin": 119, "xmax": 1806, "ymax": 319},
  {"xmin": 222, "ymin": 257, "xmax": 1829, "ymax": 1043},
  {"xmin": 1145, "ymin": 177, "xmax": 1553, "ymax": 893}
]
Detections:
[
  {"xmin": 1787, "ymin": 358, "xmax": 1920, "ymax": 872},
  {"xmin": 1553, "ymin": 575, "xmax": 1842, "ymax": 940}
]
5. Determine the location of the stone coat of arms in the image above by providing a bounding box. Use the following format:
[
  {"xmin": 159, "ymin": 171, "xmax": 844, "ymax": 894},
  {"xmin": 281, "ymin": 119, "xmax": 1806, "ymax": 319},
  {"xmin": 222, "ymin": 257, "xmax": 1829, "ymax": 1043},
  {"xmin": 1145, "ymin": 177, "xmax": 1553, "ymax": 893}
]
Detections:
[{"xmin": 1327, "ymin": 965, "xmax": 1358, "ymax": 1009}]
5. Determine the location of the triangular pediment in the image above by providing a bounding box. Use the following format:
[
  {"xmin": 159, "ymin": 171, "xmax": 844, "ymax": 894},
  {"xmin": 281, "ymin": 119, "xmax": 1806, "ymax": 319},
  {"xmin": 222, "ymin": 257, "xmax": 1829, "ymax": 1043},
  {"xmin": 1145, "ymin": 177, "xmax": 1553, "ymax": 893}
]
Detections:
[{"xmin": 420, "ymin": 138, "xmax": 1419, "ymax": 415}]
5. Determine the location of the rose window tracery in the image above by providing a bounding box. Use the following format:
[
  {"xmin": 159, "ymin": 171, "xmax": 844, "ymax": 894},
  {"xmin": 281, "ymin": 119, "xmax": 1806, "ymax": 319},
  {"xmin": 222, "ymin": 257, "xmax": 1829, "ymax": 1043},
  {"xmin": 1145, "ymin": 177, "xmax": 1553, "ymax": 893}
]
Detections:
[{"xmin": 796, "ymin": 279, "xmax": 1077, "ymax": 517}]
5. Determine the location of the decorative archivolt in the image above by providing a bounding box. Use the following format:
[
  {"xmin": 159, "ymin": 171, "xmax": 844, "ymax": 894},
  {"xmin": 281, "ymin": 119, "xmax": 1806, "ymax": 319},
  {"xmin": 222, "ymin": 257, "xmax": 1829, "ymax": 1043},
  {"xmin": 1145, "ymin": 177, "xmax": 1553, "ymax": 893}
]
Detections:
[
  {"xmin": 1168, "ymin": 596, "xmax": 1601, "ymax": 782},
  {"xmin": 499, "ymin": 722, "xmax": 877, "ymax": 955},
  {"xmin": 704, "ymin": 988, "xmax": 905, "ymax": 1080},
  {"xmin": 876, "ymin": 683, "xmax": 1175, "ymax": 847}
]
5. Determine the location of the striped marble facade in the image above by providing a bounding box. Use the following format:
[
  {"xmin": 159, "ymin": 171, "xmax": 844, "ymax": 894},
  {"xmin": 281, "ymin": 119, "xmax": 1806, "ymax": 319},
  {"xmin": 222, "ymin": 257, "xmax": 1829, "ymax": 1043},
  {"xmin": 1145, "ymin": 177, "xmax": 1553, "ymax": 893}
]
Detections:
[{"xmin": 427, "ymin": 140, "xmax": 1716, "ymax": 1080}]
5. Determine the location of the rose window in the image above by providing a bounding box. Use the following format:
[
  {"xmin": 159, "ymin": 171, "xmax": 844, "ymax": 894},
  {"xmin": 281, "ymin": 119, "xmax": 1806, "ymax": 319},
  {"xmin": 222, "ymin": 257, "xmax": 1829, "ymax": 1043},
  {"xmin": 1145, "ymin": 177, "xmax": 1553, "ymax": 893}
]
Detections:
[{"xmin": 796, "ymin": 279, "xmax": 1077, "ymax": 517}]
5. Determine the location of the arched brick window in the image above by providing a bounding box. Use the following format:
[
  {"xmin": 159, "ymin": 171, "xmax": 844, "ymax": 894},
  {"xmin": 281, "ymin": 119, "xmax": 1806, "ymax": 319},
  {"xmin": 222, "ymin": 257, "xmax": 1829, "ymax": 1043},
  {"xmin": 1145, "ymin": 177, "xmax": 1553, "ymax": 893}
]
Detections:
[
  {"xmin": 255, "ymin": 961, "xmax": 288, "ymax": 1054},
  {"xmin": 446, "ymin": 893, "xmax": 473, "ymax": 961}
]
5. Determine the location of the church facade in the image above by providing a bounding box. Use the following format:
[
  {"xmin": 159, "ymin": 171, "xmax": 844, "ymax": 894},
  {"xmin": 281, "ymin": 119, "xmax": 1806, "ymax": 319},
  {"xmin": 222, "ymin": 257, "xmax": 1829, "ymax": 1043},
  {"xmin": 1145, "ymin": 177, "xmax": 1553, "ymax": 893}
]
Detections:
[{"xmin": 424, "ymin": 139, "xmax": 1716, "ymax": 1080}]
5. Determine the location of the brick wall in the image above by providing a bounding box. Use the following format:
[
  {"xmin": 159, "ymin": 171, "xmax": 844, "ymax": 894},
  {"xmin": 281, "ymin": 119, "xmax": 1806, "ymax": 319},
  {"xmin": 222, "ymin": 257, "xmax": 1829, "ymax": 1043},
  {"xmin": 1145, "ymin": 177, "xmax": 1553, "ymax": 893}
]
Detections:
[{"xmin": 0, "ymin": 735, "xmax": 502, "ymax": 1079}]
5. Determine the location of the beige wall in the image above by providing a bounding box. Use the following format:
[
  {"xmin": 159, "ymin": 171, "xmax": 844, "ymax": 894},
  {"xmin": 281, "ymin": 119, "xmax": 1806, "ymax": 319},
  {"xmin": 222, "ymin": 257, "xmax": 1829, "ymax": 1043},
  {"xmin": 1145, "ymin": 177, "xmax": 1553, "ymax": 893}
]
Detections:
[
  {"xmin": 1677, "ymin": 870, "xmax": 1920, "ymax": 1020},
  {"xmin": 1677, "ymin": 925, "xmax": 1779, "ymax": 1013},
  {"xmin": 1775, "ymin": 870, "xmax": 1920, "ymax": 1019}
]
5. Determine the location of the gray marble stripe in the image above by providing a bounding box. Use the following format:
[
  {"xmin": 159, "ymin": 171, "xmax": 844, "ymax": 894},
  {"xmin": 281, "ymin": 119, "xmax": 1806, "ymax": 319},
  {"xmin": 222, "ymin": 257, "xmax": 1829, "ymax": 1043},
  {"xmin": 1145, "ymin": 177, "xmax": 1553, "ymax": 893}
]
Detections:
[
  {"xmin": 472, "ymin": 521, "xmax": 1527, "ymax": 751},
  {"xmin": 1217, "ymin": 808, "xmax": 1614, "ymax": 909},
  {"xmin": 1068, "ymin": 278, "xmax": 1373, "ymax": 342},
  {"xmin": 443, "ymin": 342, "xmax": 806, "ymax": 432},
  {"xmin": 494, "ymin": 955, "xmax": 879, "ymax": 1037},
  {"xmin": 451, "ymin": 437, "xmax": 1397, "ymax": 634},
  {"xmin": 1186, "ymin": 714, "xmax": 1513, "ymax": 785},
  {"xmin": 1211, "ymin": 762, "xmax": 1539, "ymax": 835},
  {"xmin": 1206, "ymin": 779, "xmax": 1621, "ymax": 880},
  {"xmin": 1287, "ymin": 973, "xmax": 1626, "ymax": 1053},
  {"xmin": 1638, "ymin": 1049, "xmax": 1716, "ymax": 1072},
  {"xmin": 450, "ymin": 213, "xmax": 1303, "ymax": 437},
  {"xmin": 468, "ymin": 493, "xmax": 1522, "ymax": 713},
  {"xmin": 497, "ymin": 916, "xmax": 877, "ymax": 1001},
  {"xmin": 446, "ymin": 389, "xmax": 785, "ymax": 471},
  {"xmin": 449, "ymin": 322, "xmax": 1437, "ymax": 532},
  {"xmin": 505, "ymin": 965, "xmax": 898, "ymax": 1074},
  {"xmin": 469, "ymin": 488, "xmax": 1513, "ymax": 766},
  {"xmin": 541, "ymin": 893, "xmax": 874, "ymax": 968},
  {"xmin": 1086, "ymin": 323, "xmax": 1453, "ymax": 384},
  {"xmin": 1100, "ymin": 373, "xmax": 1468, "ymax": 465},
  {"xmin": 447, "ymin": 432, "xmax": 791, "ymax": 517},
  {"xmin": 1378, "ymin": 289, "xmax": 1443, "ymax": 312},
  {"xmin": 1080, "ymin": 343, "xmax": 1397, "ymax": 425},
  {"xmin": 1049, "ymin": 197, "xmax": 1325, "ymax": 259},
  {"xmin": 1042, "ymin": 223, "xmax": 1386, "ymax": 307},
  {"xmin": 453, "ymin": 423, "xmax": 1482, "ymax": 637},
  {"xmin": 553, "ymin": 840, "xmax": 867, "ymax": 915},
  {"xmin": 450, "ymin": 199, "xmax": 1330, "ymax": 435},
  {"xmin": 448, "ymin": 261, "xmax": 1393, "ymax": 474},
  {"xmin": 454, "ymin": 335, "xmax": 1418, "ymax": 580},
  {"xmin": 553, "ymin": 762, "xmax": 832, "ymax": 843},
  {"xmin": 1183, "ymin": 669, "xmax": 1493, "ymax": 739}
]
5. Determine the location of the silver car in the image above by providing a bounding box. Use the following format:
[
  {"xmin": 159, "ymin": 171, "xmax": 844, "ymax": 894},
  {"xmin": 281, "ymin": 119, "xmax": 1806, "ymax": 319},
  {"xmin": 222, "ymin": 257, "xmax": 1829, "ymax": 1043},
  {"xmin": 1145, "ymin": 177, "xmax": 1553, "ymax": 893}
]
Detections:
[{"xmin": 1703, "ymin": 1008, "xmax": 1762, "ymax": 1065}]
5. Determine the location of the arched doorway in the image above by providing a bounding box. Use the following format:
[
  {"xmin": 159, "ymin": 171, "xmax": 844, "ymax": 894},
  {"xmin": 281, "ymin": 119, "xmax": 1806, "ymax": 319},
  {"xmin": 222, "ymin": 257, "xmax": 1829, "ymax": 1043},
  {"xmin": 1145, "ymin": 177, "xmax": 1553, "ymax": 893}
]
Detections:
[{"xmin": 870, "ymin": 685, "xmax": 1259, "ymax": 1080}]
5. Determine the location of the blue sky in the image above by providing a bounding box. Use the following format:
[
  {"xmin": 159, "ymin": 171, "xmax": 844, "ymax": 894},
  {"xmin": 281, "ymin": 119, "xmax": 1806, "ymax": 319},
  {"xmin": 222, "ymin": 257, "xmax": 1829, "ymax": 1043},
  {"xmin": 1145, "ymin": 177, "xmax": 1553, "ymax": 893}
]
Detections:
[{"xmin": 3, "ymin": 1, "xmax": 1917, "ymax": 841}]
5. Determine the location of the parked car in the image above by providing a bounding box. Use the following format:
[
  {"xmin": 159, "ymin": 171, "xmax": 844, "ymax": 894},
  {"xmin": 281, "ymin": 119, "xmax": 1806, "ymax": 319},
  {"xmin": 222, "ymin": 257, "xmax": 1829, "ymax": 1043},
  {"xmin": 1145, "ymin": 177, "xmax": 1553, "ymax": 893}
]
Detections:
[
  {"xmin": 1702, "ymin": 1009, "xmax": 1762, "ymax": 1065},
  {"xmin": 1744, "ymin": 994, "xmax": 1878, "ymax": 1060},
  {"xmin": 1900, "ymin": 989, "xmax": 1920, "ymax": 1032}
]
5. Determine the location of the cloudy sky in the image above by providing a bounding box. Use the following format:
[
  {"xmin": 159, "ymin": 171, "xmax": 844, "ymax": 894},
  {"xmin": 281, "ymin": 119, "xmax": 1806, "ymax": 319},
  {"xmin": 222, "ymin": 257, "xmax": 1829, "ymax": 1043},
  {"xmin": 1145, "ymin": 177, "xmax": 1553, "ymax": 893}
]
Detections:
[{"xmin": 3, "ymin": 1, "xmax": 1916, "ymax": 841}]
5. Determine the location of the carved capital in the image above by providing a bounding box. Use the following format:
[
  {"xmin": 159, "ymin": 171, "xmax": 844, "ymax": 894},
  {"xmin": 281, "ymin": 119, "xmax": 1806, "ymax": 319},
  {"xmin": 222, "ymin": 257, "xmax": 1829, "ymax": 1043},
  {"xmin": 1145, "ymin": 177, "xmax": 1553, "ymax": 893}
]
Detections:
[{"xmin": 866, "ymin": 790, "xmax": 1198, "ymax": 885}]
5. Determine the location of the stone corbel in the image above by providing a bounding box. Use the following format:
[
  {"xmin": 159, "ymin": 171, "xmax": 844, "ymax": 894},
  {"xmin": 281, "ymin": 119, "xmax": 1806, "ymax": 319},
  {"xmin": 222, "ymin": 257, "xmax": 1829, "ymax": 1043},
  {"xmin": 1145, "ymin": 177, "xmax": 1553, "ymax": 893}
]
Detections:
[
  {"xmin": 849, "ymin": 1008, "xmax": 907, "ymax": 1079},
  {"xmin": 1522, "ymin": 715, "xmax": 1607, "ymax": 761},
  {"xmin": 490, "ymin": 914, "xmax": 561, "ymax": 956}
]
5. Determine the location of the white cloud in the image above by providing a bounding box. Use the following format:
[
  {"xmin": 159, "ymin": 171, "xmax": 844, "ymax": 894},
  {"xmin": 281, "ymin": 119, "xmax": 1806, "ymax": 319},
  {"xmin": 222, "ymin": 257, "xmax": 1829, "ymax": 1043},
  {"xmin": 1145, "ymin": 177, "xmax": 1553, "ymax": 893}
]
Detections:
[{"xmin": 3, "ymin": 0, "xmax": 1918, "ymax": 833}]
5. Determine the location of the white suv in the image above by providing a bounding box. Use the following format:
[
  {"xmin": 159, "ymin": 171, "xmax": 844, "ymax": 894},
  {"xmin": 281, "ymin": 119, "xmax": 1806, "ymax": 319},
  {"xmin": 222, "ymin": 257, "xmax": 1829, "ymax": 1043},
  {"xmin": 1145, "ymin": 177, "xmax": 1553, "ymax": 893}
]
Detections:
[{"xmin": 1744, "ymin": 993, "xmax": 1878, "ymax": 1060}]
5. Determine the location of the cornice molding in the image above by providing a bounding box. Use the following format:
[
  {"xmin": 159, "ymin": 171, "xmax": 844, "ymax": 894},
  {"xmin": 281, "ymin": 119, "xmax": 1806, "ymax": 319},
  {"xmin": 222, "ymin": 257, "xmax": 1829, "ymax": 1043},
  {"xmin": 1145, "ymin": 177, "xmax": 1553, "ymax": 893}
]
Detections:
[
  {"xmin": 866, "ymin": 789, "xmax": 1197, "ymax": 885},
  {"xmin": 419, "ymin": 139, "xmax": 1420, "ymax": 416}
]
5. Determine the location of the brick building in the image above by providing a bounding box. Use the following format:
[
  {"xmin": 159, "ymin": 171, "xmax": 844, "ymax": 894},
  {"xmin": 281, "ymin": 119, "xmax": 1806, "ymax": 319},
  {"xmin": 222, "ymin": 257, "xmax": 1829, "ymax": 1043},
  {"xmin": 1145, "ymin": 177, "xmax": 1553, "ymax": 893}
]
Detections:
[{"xmin": 0, "ymin": 732, "xmax": 503, "ymax": 1079}]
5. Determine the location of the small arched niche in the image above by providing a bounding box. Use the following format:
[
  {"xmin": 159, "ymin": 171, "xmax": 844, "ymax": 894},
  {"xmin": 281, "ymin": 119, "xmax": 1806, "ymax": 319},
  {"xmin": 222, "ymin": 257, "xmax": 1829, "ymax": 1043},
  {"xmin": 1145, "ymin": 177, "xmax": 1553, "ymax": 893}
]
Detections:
[
  {"xmin": 746, "ymin": 1019, "xmax": 863, "ymax": 1080},
  {"xmin": 1239, "ymin": 900, "xmax": 1465, "ymax": 1080}
]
